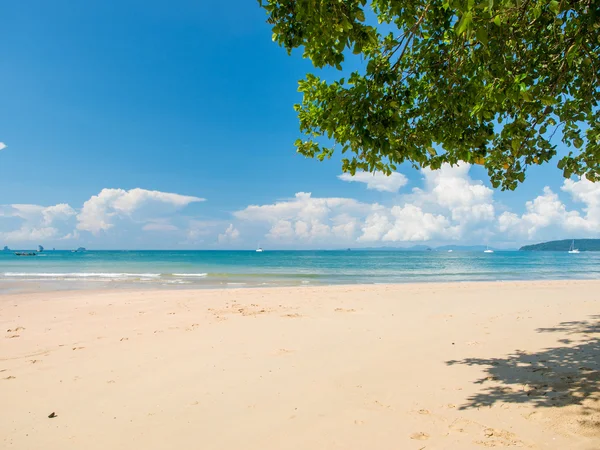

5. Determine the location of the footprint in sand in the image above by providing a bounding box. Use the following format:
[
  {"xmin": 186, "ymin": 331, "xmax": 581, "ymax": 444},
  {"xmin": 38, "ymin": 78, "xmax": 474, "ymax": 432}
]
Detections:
[
  {"xmin": 449, "ymin": 419, "xmax": 526, "ymax": 447},
  {"xmin": 283, "ymin": 313, "xmax": 303, "ymax": 318},
  {"xmin": 334, "ymin": 308, "xmax": 356, "ymax": 313},
  {"xmin": 72, "ymin": 347, "xmax": 85, "ymax": 351},
  {"xmin": 410, "ymin": 432, "xmax": 430, "ymax": 440},
  {"xmin": 3, "ymin": 375, "xmax": 16, "ymax": 380},
  {"xmin": 7, "ymin": 327, "xmax": 25, "ymax": 332},
  {"xmin": 6, "ymin": 335, "xmax": 20, "ymax": 339},
  {"xmin": 417, "ymin": 409, "xmax": 430, "ymax": 415}
]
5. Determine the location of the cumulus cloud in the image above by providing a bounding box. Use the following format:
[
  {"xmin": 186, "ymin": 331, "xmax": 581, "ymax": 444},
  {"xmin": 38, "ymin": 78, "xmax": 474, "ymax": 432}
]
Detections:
[
  {"xmin": 0, "ymin": 142, "xmax": 6, "ymax": 151},
  {"xmin": 562, "ymin": 176, "xmax": 600, "ymax": 226},
  {"xmin": 234, "ymin": 166, "xmax": 495, "ymax": 244},
  {"xmin": 0, "ymin": 203, "xmax": 76, "ymax": 242},
  {"xmin": 217, "ymin": 224, "xmax": 240, "ymax": 243},
  {"xmin": 498, "ymin": 178, "xmax": 600, "ymax": 240},
  {"xmin": 234, "ymin": 192, "xmax": 379, "ymax": 242},
  {"xmin": 77, "ymin": 188, "xmax": 204, "ymax": 234},
  {"xmin": 233, "ymin": 164, "xmax": 600, "ymax": 247},
  {"xmin": 338, "ymin": 171, "xmax": 408, "ymax": 193}
]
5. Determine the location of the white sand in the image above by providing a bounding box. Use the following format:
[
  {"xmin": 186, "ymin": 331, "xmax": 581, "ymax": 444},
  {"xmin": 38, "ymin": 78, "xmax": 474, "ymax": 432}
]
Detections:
[{"xmin": 1, "ymin": 281, "xmax": 599, "ymax": 449}]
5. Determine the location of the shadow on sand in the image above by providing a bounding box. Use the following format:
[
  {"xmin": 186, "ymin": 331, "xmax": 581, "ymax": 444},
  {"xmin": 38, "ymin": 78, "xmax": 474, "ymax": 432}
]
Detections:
[{"xmin": 446, "ymin": 316, "xmax": 600, "ymax": 428}]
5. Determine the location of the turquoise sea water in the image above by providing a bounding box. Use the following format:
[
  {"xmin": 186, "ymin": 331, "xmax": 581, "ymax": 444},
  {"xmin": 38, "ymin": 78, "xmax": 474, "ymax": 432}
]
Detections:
[{"xmin": 1, "ymin": 250, "xmax": 599, "ymax": 293}]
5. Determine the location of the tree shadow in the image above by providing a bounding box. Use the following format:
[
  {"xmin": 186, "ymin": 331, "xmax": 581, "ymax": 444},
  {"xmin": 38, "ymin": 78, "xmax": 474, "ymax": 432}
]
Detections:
[{"xmin": 446, "ymin": 316, "xmax": 600, "ymax": 415}]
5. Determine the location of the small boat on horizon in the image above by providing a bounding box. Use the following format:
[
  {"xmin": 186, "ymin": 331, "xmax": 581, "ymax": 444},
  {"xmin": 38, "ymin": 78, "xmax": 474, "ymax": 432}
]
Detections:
[
  {"xmin": 256, "ymin": 243, "xmax": 263, "ymax": 253},
  {"xmin": 568, "ymin": 240, "xmax": 580, "ymax": 254},
  {"xmin": 15, "ymin": 252, "xmax": 37, "ymax": 256},
  {"xmin": 484, "ymin": 246, "xmax": 494, "ymax": 253}
]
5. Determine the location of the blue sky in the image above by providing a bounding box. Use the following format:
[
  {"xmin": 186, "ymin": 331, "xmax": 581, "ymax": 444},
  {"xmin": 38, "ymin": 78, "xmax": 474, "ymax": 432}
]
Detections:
[{"xmin": 1, "ymin": 0, "xmax": 598, "ymax": 249}]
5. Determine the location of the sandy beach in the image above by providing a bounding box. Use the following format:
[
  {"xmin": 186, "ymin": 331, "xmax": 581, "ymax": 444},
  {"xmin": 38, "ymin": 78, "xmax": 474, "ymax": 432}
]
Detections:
[{"xmin": 1, "ymin": 281, "xmax": 599, "ymax": 449}]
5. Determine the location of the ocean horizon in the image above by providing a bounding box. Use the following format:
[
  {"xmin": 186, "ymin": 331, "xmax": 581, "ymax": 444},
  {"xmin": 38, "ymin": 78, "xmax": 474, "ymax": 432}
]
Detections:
[{"xmin": 1, "ymin": 249, "xmax": 599, "ymax": 293}]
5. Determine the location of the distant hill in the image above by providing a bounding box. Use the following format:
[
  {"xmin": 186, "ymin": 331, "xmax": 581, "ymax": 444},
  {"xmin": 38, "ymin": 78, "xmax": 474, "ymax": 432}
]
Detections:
[{"xmin": 520, "ymin": 239, "xmax": 600, "ymax": 252}]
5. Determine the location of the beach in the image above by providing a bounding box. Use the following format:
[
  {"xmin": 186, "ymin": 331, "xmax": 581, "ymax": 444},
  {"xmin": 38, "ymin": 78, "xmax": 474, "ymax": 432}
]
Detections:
[{"xmin": 1, "ymin": 281, "xmax": 599, "ymax": 449}]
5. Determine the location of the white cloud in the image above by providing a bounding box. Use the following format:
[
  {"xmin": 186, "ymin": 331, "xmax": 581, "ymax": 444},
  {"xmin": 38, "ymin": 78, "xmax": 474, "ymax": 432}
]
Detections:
[
  {"xmin": 1, "ymin": 168, "xmax": 598, "ymax": 249},
  {"xmin": 218, "ymin": 224, "xmax": 240, "ymax": 243},
  {"xmin": 562, "ymin": 176, "xmax": 600, "ymax": 226},
  {"xmin": 0, "ymin": 142, "xmax": 6, "ymax": 151},
  {"xmin": 0, "ymin": 203, "xmax": 76, "ymax": 242},
  {"xmin": 234, "ymin": 166, "xmax": 491, "ymax": 245},
  {"xmin": 498, "ymin": 178, "xmax": 600, "ymax": 240},
  {"xmin": 235, "ymin": 192, "xmax": 379, "ymax": 243},
  {"xmin": 338, "ymin": 171, "xmax": 408, "ymax": 193},
  {"xmin": 77, "ymin": 188, "xmax": 204, "ymax": 234},
  {"xmin": 233, "ymin": 164, "xmax": 600, "ymax": 247},
  {"xmin": 357, "ymin": 164, "xmax": 495, "ymax": 242}
]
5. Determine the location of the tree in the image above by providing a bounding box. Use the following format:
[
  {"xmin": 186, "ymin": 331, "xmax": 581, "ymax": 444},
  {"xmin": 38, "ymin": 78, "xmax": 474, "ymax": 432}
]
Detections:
[{"xmin": 259, "ymin": 0, "xmax": 599, "ymax": 190}]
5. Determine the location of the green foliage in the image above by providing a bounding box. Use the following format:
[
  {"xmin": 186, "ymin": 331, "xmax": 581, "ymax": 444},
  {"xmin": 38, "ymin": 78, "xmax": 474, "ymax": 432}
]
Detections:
[{"xmin": 259, "ymin": 0, "xmax": 599, "ymax": 190}]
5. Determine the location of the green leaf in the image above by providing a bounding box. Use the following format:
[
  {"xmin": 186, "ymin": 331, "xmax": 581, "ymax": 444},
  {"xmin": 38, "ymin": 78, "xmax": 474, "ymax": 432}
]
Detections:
[
  {"xmin": 549, "ymin": 1, "xmax": 559, "ymax": 14},
  {"xmin": 566, "ymin": 44, "xmax": 578, "ymax": 66},
  {"xmin": 493, "ymin": 15, "xmax": 501, "ymax": 26},
  {"xmin": 475, "ymin": 27, "xmax": 488, "ymax": 46},
  {"xmin": 457, "ymin": 12, "xmax": 473, "ymax": 35},
  {"xmin": 520, "ymin": 91, "xmax": 533, "ymax": 102}
]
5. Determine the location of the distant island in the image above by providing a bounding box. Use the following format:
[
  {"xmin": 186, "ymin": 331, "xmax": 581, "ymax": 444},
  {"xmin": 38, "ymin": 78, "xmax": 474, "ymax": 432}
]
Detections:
[{"xmin": 520, "ymin": 239, "xmax": 600, "ymax": 252}]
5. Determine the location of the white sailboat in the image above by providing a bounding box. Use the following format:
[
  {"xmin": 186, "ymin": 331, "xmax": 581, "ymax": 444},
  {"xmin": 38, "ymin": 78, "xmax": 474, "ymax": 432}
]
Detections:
[
  {"xmin": 484, "ymin": 245, "xmax": 494, "ymax": 253},
  {"xmin": 256, "ymin": 243, "xmax": 263, "ymax": 253},
  {"xmin": 568, "ymin": 240, "xmax": 580, "ymax": 254}
]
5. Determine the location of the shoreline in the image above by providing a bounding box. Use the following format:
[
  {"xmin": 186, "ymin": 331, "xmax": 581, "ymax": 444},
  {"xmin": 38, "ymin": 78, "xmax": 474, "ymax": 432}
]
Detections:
[
  {"xmin": 2, "ymin": 280, "xmax": 599, "ymax": 449},
  {"xmin": 2, "ymin": 276, "xmax": 600, "ymax": 296}
]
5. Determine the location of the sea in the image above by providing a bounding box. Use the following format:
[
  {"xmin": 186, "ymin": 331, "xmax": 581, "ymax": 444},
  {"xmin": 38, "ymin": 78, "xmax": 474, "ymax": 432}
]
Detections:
[{"xmin": 1, "ymin": 249, "xmax": 599, "ymax": 293}]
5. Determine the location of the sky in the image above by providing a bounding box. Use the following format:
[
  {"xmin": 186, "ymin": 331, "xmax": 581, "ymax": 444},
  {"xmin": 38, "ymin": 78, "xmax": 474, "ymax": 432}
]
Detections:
[{"xmin": 0, "ymin": 0, "xmax": 598, "ymax": 250}]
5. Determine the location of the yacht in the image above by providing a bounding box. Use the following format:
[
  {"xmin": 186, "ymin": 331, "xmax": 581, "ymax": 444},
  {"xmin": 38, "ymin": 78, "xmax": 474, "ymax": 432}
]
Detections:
[
  {"xmin": 568, "ymin": 240, "xmax": 580, "ymax": 254},
  {"xmin": 256, "ymin": 244, "xmax": 263, "ymax": 253},
  {"xmin": 484, "ymin": 246, "xmax": 494, "ymax": 253}
]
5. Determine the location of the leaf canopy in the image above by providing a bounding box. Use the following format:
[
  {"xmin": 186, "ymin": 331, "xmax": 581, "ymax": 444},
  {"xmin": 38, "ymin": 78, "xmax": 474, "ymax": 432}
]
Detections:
[{"xmin": 260, "ymin": 0, "xmax": 600, "ymax": 189}]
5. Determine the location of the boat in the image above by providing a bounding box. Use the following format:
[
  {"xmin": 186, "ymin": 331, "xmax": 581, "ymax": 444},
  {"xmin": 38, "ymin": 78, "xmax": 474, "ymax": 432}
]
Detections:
[
  {"xmin": 568, "ymin": 240, "xmax": 580, "ymax": 254},
  {"xmin": 447, "ymin": 249, "xmax": 453, "ymax": 253},
  {"xmin": 38, "ymin": 245, "xmax": 44, "ymax": 252},
  {"xmin": 71, "ymin": 247, "xmax": 87, "ymax": 253},
  {"xmin": 484, "ymin": 246, "xmax": 494, "ymax": 253},
  {"xmin": 15, "ymin": 252, "xmax": 37, "ymax": 256},
  {"xmin": 256, "ymin": 243, "xmax": 263, "ymax": 253}
]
